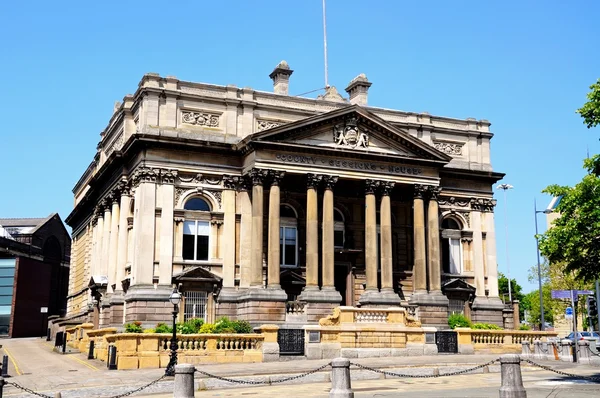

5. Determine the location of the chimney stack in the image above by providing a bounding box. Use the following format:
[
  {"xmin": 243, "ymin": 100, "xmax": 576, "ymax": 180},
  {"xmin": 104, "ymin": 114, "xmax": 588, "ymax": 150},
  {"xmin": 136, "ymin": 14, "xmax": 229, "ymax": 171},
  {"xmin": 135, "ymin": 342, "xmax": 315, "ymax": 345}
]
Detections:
[
  {"xmin": 269, "ymin": 60, "xmax": 294, "ymax": 95},
  {"xmin": 345, "ymin": 73, "xmax": 372, "ymax": 106}
]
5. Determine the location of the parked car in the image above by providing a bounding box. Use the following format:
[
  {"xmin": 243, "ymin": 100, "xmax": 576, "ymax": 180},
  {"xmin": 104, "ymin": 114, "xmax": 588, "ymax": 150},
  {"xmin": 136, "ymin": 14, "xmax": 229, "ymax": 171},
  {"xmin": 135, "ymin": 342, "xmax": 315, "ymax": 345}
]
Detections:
[{"xmin": 564, "ymin": 331, "xmax": 600, "ymax": 341}]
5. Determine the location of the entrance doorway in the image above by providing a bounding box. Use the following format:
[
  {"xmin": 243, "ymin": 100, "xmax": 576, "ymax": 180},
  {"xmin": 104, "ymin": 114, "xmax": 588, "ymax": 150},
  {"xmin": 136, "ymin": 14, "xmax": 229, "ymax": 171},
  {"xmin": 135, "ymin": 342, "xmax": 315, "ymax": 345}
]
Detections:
[{"xmin": 334, "ymin": 263, "xmax": 352, "ymax": 306}]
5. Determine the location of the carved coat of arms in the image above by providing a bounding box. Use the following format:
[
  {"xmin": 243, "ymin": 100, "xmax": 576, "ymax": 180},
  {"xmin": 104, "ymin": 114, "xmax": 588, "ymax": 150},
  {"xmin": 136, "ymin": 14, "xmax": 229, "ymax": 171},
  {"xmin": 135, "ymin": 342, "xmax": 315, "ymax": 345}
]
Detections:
[{"xmin": 333, "ymin": 117, "xmax": 368, "ymax": 149}]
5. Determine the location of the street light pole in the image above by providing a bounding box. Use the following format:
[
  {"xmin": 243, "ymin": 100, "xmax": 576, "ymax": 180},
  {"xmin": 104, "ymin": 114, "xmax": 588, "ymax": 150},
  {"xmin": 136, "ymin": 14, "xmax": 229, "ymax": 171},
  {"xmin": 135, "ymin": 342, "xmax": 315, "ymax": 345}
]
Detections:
[
  {"xmin": 534, "ymin": 198, "xmax": 550, "ymax": 331},
  {"xmin": 497, "ymin": 184, "xmax": 514, "ymax": 303},
  {"xmin": 165, "ymin": 287, "xmax": 181, "ymax": 376}
]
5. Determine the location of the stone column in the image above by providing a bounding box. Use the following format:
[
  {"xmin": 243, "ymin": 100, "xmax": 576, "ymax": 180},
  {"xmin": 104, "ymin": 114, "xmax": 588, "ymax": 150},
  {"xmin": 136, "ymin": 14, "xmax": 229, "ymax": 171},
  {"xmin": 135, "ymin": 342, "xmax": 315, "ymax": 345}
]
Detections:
[
  {"xmin": 115, "ymin": 187, "xmax": 131, "ymax": 293},
  {"xmin": 108, "ymin": 193, "xmax": 120, "ymax": 292},
  {"xmin": 412, "ymin": 185, "xmax": 427, "ymax": 293},
  {"xmin": 131, "ymin": 177, "xmax": 156, "ymax": 286},
  {"xmin": 427, "ymin": 187, "xmax": 442, "ymax": 293},
  {"xmin": 364, "ymin": 179, "xmax": 379, "ymax": 292},
  {"xmin": 485, "ymin": 209, "xmax": 499, "ymax": 297},
  {"xmin": 303, "ymin": 174, "xmax": 321, "ymax": 292},
  {"xmin": 250, "ymin": 169, "xmax": 267, "ymax": 287},
  {"xmin": 380, "ymin": 182, "xmax": 395, "ymax": 292},
  {"xmin": 222, "ymin": 176, "xmax": 239, "ymax": 289},
  {"xmin": 472, "ymin": 210, "xmax": 485, "ymax": 297},
  {"xmin": 100, "ymin": 201, "xmax": 111, "ymax": 277},
  {"xmin": 238, "ymin": 179, "xmax": 253, "ymax": 288},
  {"xmin": 159, "ymin": 171, "xmax": 176, "ymax": 285},
  {"xmin": 322, "ymin": 175, "xmax": 338, "ymax": 290},
  {"xmin": 267, "ymin": 171, "xmax": 285, "ymax": 289},
  {"xmin": 91, "ymin": 214, "xmax": 100, "ymax": 276}
]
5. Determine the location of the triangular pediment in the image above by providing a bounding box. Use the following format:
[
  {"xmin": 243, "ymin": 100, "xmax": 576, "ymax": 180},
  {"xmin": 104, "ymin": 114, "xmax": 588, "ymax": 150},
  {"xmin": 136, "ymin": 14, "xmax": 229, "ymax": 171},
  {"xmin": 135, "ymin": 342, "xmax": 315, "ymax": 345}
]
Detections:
[
  {"xmin": 173, "ymin": 266, "xmax": 222, "ymax": 282},
  {"xmin": 442, "ymin": 278, "xmax": 476, "ymax": 293},
  {"xmin": 241, "ymin": 105, "xmax": 451, "ymax": 163}
]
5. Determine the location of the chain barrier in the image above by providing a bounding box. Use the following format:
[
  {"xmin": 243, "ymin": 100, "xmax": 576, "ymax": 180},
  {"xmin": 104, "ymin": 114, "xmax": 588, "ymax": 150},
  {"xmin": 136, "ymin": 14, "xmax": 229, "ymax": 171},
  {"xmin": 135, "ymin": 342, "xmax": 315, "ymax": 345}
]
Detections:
[
  {"xmin": 587, "ymin": 346, "xmax": 600, "ymax": 357},
  {"xmin": 3, "ymin": 374, "xmax": 168, "ymax": 398},
  {"xmin": 349, "ymin": 358, "xmax": 500, "ymax": 379},
  {"xmin": 194, "ymin": 362, "xmax": 331, "ymax": 385},
  {"xmin": 520, "ymin": 358, "xmax": 600, "ymax": 381}
]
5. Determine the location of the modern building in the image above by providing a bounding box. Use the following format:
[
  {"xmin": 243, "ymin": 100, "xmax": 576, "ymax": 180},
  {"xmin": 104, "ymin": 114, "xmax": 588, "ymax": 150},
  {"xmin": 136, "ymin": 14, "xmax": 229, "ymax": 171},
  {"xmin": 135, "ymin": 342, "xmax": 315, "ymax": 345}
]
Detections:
[
  {"xmin": 0, "ymin": 214, "xmax": 70, "ymax": 337},
  {"xmin": 64, "ymin": 62, "xmax": 505, "ymax": 329}
]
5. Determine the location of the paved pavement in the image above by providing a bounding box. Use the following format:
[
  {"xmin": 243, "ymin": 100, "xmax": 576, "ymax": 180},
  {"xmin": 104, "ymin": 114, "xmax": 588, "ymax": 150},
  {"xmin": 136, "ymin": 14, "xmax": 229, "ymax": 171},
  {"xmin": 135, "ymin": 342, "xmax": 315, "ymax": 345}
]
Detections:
[{"xmin": 0, "ymin": 337, "xmax": 599, "ymax": 397}]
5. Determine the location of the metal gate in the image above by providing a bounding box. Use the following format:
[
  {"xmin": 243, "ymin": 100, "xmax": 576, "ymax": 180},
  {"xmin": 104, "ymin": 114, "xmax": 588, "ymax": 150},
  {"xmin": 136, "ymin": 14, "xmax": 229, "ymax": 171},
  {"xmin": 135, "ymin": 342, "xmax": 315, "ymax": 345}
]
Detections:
[
  {"xmin": 278, "ymin": 329, "xmax": 305, "ymax": 356},
  {"xmin": 435, "ymin": 330, "xmax": 458, "ymax": 353},
  {"xmin": 183, "ymin": 291, "xmax": 208, "ymax": 321}
]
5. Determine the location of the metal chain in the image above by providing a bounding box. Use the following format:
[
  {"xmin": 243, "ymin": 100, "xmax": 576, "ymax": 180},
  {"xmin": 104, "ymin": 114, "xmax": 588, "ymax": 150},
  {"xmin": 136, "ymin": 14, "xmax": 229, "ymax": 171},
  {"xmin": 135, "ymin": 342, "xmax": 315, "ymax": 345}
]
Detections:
[
  {"xmin": 5, "ymin": 381, "xmax": 53, "ymax": 398},
  {"xmin": 195, "ymin": 363, "xmax": 331, "ymax": 385},
  {"xmin": 587, "ymin": 346, "xmax": 600, "ymax": 357},
  {"xmin": 107, "ymin": 374, "xmax": 168, "ymax": 398},
  {"xmin": 521, "ymin": 358, "xmax": 600, "ymax": 381},
  {"xmin": 349, "ymin": 358, "xmax": 500, "ymax": 379}
]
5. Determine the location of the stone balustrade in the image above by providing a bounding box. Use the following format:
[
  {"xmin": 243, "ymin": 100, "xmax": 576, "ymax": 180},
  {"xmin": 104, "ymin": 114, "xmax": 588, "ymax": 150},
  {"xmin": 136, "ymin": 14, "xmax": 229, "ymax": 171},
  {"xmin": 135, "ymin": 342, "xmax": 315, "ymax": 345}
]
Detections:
[
  {"xmin": 319, "ymin": 306, "xmax": 408, "ymax": 326},
  {"xmin": 286, "ymin": 301, "xmax": 306, "ymax": 315},
  {"xmin": 457, "ymin": 328, "xmax": 558, "ymax": 354}
]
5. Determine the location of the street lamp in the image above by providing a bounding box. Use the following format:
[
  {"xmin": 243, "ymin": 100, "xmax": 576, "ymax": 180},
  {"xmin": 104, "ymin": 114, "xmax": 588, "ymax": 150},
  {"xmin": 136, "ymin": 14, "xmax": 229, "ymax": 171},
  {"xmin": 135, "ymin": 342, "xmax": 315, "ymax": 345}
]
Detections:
[
  {"xmin": 165, "ymin": 287, "xmax": 182, "ymax": 376},
  {"xmin": 497, "ymin": 183, "xmax": 514, "ymax": 303},
  {"xmin": 534, "ymin": 199, "xmax": 552, "ymax": 331}
]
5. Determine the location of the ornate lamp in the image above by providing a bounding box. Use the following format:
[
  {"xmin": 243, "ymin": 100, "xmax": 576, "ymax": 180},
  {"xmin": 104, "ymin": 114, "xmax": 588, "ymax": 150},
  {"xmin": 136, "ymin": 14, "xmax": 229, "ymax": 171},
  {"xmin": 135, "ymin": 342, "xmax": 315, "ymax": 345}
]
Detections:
[{"xmin": 165, "ymin": 287, "xmax": 182, "ymax": 376}]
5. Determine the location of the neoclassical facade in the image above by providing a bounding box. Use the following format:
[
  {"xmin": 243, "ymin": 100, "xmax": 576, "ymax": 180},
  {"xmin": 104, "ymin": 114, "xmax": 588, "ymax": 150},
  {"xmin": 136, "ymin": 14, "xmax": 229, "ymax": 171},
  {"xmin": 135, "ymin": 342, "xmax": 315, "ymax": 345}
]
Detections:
[{"xmin": 65, "ymin": 62, "xmax": 504, "ymax": 329}]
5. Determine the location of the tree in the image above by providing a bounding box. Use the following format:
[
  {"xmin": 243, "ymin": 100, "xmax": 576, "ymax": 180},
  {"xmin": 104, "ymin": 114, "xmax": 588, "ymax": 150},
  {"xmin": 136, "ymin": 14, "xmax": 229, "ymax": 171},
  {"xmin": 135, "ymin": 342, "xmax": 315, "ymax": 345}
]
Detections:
[
  {"xmin": 577, "ymin": 78, "xmax": 600, "ymax": 129},
  {"xmin": 537, "ymin": 156, "xmax": 600, "ymax": 281},
  {"xmin": 524, "ymin": 286, "xmax": 554, "ymax": 328},
  {"xmin": 498, "ymin": 272, "xmax": 528, "ymax": 320}
]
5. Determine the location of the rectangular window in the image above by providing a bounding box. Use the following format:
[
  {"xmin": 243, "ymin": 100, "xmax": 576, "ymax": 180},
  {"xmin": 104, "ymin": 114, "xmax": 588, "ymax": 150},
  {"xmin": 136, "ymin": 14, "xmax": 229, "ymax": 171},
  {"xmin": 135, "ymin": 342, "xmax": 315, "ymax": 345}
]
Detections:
[
  {"xmin": 449, "ymin": 238, "xmax": 462, "ymax": 274},
  {"xmin": 0, "ymin": 259, "xmax": 15, "ymax": 335},
  {"xmin": 449, "ymin": 299, "xmax": 465, "ymax": 315},
  {"xmin": 280, "ymin": 226, "xmax": 297, "ymax": 266},
  {"xmin": 183, "ymin": 220, "xmax": 210, "ymax": 261},
  {"xmin": 334, "ymin": 230, "xmax": 344, "ymax": 248},
  {"xmin": 183, "ymin": 291, "xmax": 207, "ymax": 322}
]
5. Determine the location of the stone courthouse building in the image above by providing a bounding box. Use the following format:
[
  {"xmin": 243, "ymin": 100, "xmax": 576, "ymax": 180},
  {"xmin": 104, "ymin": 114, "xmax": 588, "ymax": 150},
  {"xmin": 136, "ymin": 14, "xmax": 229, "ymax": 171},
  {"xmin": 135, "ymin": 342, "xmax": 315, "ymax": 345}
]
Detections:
[{"xmin": 65, "ymin": 62, "xmax": 505, "ymax": 329}]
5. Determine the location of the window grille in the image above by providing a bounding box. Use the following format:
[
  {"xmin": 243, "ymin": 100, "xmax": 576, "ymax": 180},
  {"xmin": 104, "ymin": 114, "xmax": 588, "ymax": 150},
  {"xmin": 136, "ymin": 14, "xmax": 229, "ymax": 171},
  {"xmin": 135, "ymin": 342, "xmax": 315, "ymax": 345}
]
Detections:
[
  {"xmin": 448, "ymin": 299, "xmax": 465, "ymax": 315},
  {"xmin": 183, "ymin": 291, "xmax": 208, "ymax": 322}
]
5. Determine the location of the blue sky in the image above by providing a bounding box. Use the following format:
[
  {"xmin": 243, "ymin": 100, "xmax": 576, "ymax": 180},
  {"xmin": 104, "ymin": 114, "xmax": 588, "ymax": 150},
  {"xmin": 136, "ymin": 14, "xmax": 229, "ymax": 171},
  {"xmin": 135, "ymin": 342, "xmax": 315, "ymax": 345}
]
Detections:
[{"xmin": 1, "ymin": 1, "xmax": 599, "ymax": 292}]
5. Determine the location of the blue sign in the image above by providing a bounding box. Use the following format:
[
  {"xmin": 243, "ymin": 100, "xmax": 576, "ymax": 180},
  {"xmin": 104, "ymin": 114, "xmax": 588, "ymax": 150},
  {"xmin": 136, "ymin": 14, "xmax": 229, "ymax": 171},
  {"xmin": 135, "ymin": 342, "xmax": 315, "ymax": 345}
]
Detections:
[
  {"xmin": 552, "ymin": 290, "xmax": 572, "ymax": 299},
  {"xmin": 576, "ymin": 290, "xmax": 594, "ymax": 295},
  {"xmin": 566, "ymin": 307, "xmax": 573, "ymax": 316}
]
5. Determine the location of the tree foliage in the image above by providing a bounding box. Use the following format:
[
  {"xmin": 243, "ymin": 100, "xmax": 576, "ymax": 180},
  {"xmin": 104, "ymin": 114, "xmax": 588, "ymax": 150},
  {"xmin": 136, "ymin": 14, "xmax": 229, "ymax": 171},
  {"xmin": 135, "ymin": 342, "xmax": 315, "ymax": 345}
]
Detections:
[
  {"xmin": 577, "ymin": 78, "xmax": 600, "ymax": 129},
  {"xmin": 537, "ymin": 156, "xmax": 600, "ymax": 281},
  {"xmin": 524, "ymin": 286, "xmax": 554, "ymax": 326}
]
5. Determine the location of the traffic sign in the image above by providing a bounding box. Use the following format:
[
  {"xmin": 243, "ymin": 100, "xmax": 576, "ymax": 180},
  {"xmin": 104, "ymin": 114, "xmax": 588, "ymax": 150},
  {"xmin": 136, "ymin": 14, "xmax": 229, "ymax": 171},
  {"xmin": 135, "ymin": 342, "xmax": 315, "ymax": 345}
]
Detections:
[
  {"xmin": 552, "ymin": 290, "xmax": 572, "ymax": 299},
  {"xmin": 566, "ymin": 307, "xmax": 573, "ymax": 316},
  {"xmin": 576, "ymin": 290, "xmax": 594, "ymax": 295}
]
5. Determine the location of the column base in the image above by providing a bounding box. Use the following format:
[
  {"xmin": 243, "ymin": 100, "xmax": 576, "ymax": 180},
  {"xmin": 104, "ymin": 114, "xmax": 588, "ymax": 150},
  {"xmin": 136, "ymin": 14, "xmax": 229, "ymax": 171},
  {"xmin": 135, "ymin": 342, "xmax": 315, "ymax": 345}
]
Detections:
[
  {"xmin": 359, "ymin": 288, "xmax": 401, "ymax": 306},
  {"xmin": 109, "ymin": 293, "xmax": 125, "ymax": 326},
  {"xmin": 299, "ymin": 287, "xmax": 342, "ymax": 303},
  {"xmin": 410, "ymin": 291, "xmax": 449, "ymax": 329},
  {"xmin": 237, "ymin": 287, "xmax": 287, "ymax": 324},
  {"xmin": 471, "ymin": 296, "xmax": 505, "ymax": 326},
  {"xmin": 123, "ymin": 285, "xmax": 174, "ymax": 326}
]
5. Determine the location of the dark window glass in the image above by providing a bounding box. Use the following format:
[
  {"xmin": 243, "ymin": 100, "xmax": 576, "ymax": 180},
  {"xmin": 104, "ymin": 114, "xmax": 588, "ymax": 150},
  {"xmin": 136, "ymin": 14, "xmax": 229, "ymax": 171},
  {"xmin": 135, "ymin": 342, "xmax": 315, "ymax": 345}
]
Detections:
[
  {"xmin": 442, "ymin": 218, "xmax": 460, "ymax": 230},
  {"xmin": 183, "ymin": 235, "xmax": 195, "ymax": 260},
  {"xmin": 184, "ymin": 198, "xmax": 211, "ymax": 211},
  {"xmin": 280, "ymin": 205, "xmax": 296, "ymax": 219},
  {"xmin": 196, "ymin": 236, "xmax": 209, "ymax": 261},
  {"xmin": 334, "ymin": 209, "xmax": 344, "ymax": 222},
  {"xmin": 280, "ymin": 227, "xmax": 297, "ymax": 266},
  {"xmin": 334, "ymin": 231, "xmax": 344, "ymax": 248}
]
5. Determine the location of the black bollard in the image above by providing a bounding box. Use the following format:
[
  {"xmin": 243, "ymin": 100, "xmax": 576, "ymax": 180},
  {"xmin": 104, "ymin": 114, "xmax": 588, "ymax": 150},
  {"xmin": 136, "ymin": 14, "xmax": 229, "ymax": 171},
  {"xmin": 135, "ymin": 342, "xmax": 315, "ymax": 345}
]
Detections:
[
  {"xmin": 108, "ymin": 346, "xmax": 117, "ymax": 370},
  {"xmin": 88, "ymin": 340, "xmax": 95, "ymax": 360},
  {"xmin": 62, "ymin": 333, "xmax": 67, "ymax": 354},
  {"xmin": 0, "ymin": 376, "xmax": 4, "ymax": 398},
  {"xmin": 1, "ymin": 356, "xmax": 8, "ymax": 378},
  {"xmin": 46, "ymin": 328, "xmax": 51, "ymax": 342}
]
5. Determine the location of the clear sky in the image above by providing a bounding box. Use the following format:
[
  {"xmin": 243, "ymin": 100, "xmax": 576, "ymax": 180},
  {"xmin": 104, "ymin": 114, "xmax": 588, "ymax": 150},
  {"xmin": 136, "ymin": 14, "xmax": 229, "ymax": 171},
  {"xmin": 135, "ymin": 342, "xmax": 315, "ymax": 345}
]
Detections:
[{"xmin": 1, "ymin": 1, "xmax": 599, "ymax": 292}]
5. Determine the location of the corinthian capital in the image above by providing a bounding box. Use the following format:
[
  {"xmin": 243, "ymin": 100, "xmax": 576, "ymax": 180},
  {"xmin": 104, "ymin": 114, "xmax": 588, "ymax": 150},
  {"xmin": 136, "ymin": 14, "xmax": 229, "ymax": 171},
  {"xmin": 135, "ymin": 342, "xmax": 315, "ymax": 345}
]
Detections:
[
  {"xmin": 269, "ymin": 170, "xmax": 286, "ymax": 186},
  {"xmin": 306, "ymin": 173, "xmax": 322, "ymax": 190},
  {"xmin": 380, "ymin": 181, "xmax": 395, "ymax": 196},
  {"xmin": 247, "ymin": 168, "xmax": 268, "ymax": 186},
  {"xmin": 413, "ymin": 184, "xmax": 427, "ymax": 199},
  {"xmin": 321, "ymin": 175, "xmax": 338, "ymax": 191},
  {"xmin": 365, "ymin": 179, "xmax": 380, "ymax": 195},
  {"xmin": 428, "ymin": 186, "xmax": 442, "ymax": 201}
]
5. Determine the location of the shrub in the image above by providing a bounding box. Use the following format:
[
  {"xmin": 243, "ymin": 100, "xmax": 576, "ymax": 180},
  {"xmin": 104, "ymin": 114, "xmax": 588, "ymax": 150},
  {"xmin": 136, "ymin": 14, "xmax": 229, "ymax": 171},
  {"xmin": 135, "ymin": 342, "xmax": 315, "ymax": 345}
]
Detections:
[
  {"xmin": 154, "ymin": 322, "xmax": 172, "ymax": 334},
  {"xmin": 232, "ymin": 320, "xmax": 253, "ymax": 334},
  {"xmin": 448, "ymin": 313, "xmax": 472, "ymax": 329},
  {"xmin": 143, "ymin": 328, "xmax": 155, "ymax": 333},
  {"xmin": 125, "ymin": 321, "xmax": 143, "ymax": 333},
  {"xmin": 214, "ymin": 317, "xmax": 235, "ymax": 333},
  {"xmin": 176, "ymin": 322, "xmax": 197, "ymax": 334},
  {"xmin": 199, "ymin": 323, "xmax": 216, "ymax": 334},
  {"xmin": 471, "ymin": 323, "xmax": 502, "ymax": 330},
  {"xmin": 186, "ymin": 318, "xmax": 204, "ymax": 333},
  {"xmin": 519, "ymin": 324, "xmax": 531, "ymax": 331}
]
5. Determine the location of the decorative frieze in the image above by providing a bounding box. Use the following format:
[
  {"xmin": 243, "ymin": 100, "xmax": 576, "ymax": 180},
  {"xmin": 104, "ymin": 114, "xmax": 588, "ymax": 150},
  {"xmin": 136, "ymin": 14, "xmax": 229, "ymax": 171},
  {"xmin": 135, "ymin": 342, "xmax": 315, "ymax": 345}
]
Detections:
[
  {"xmin": 334, "ymin": 116, "xmax": 369, "ymax": 149},
  {"xmin": 206, "ymin": 190, "xmax": 222, "ymax": 208},
  {"xmin": 174, "ymin": 188, "xmax": 186, "ymax": 207},
  {"xmin": 178, "ymin": 173, "xmax": 203, "ymax": 184},
  {"xmin": 257, "ymin": 119, "xmax": 283, "ymax": 132},
  {"xmin": 433, "ymin": 141, "xmax": 463, "ymax": 156},
  {"xmin": 457, "ymin": 211, "xmax": 471, "ymax": 228},
  {"xmin": 438, "ymin": 196, "xmax": 470, "ymax": 207},
  {"xmin": 160, "ymin": 169, "xmax": 178, "ymax": 185},
  {"xmin": 181, "ymin": 111, "xmax": 220, "ymax": 127},
  {"xmin": 470, "ymin": 198, "xmax": 497, "ymax": 212}
]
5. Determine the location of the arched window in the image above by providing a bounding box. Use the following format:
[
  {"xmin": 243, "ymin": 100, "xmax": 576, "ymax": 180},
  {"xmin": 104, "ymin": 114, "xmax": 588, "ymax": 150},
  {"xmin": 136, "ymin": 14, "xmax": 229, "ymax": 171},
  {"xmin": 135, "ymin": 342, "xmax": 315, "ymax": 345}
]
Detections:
[
  {"xmin": 183, "ymin": 197, "xmax": 212, "ymax": 261},
  {"xmin": 441, "ymin": 217, "xmax": 463, "ymax": 274},
  {"xmin": 280, "ymin": 204, "xmax": 298, "ymax": 267},
  {"xmin": 334, "ymin": 208, "xmax": 345, "ymax": 249}
]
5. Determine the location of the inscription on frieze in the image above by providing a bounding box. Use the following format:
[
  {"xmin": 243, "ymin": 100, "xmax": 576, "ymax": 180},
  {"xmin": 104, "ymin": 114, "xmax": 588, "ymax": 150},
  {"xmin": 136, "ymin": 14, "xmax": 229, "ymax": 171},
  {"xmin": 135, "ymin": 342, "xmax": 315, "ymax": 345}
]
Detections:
[{"xmin": 274, "ymin": 153, "xmax": 423, "ymax": 176}]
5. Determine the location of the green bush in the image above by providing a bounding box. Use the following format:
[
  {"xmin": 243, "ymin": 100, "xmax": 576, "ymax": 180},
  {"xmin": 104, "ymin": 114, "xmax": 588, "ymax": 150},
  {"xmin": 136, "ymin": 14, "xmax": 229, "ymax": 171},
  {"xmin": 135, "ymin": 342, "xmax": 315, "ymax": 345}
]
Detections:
[
  {"xmin": 199, "ymin": 323, "xmax": 216, "ymax": 334},
  {"xmin": 143, "ymin": 328, "xmax": 155, "ymax": 333},
  {"xmin": 232, "ymin": 320, "xmax": 253, "ymax": 334},
  {"xmin": 471, "ymin": 323, "xmax": 502, "ymax": 330},
  {"xmin": 186, "ymin": 318, "xmax": 204, "ymax": 333},
  {"xmin": 519, "ymin": 324, "xmax": 531, "ymax": 331},
  {"xmin": 125, "ymin": 321, "xmax": 143, "ymax": 333},
  {"xmin": 214, "ymin": 317, "xmax": 235, "ymax": 333},
  {"xmin": 448, "ymin": 313, "xmax": 472, "ymax": 329},
  {"xmin": 154, "ymin": 322, "xmax": 172, "ymax": 334}
]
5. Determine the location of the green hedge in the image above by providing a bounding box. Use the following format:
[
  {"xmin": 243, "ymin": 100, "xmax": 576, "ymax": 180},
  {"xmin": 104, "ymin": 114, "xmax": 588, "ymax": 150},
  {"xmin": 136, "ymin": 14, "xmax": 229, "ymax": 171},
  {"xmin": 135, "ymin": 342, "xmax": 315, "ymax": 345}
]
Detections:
[
  {"xmin": 471, "ymin": 323, "xmax": 503, "ymax": 330},
  {"xmin": 448, "ymin": 313, "xmax": 471, "ymax": 329},
  {"xmin": 129, "ymin": 317, "xmax": 254, "ymax": 334}
]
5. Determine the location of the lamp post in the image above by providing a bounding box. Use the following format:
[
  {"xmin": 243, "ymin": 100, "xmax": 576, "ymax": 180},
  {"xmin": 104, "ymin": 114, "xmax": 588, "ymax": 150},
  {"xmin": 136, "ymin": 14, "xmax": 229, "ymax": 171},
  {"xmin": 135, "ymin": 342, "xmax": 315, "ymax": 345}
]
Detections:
[
  {"xmin": 534, "ymin": 199, "xmax": 551, "ymax": 331},
  {"xmin": 497, "ymin": 183, "xmax": 514, "ymax": 303},
  {"xmin": 165, "ymin": 287, "xmax": 182, "ymax": 376}
]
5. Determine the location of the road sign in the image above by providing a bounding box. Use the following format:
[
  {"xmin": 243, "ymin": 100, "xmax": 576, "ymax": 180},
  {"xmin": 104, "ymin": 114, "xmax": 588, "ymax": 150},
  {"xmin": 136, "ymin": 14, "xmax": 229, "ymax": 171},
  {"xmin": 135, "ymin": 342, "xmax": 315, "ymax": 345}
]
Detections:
[
  {"xmin": 552, "ymin": 290, "xmax": 572, "ymax": 299},
  {"xmin": 566, "ymin": 307, "xmax": 573, "ymax": 316},
  {"xmin": 576, "ymin": 290, "xmax": 594, "ymax": 295},
  {"xmin": 40, "ymin": 307, "xmax": 48, "ymax": 313}
]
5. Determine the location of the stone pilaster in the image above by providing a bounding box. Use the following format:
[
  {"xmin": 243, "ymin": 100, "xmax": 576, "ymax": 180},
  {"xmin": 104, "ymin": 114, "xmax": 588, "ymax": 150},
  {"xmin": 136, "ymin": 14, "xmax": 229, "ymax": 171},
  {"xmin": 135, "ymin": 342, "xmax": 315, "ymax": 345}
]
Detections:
[
  {"xmin": 471, "ymin": 210, "xmax": 485, "ymax": 297},
  {"xmin": 222, "ymin": 176, "xmax": 239, "ymax": 289},
  {"xmin": 485, "ymin": 209, "xmax": 499, "ymax": 298},
  {"xmin": 130, "ymin": 168, "xmax": 158, "ymax": 286},
  {"xmin": 359, "ymin": 179, "xmax": 380, "ymax": 304},
  {"xmin": 321, "ymin": 175, "xmax": 342, "ymax": 302},
  {"xmin": 159, "ymin": 170, "xmax": 176, "ymax": 285},
  {"xmin": 267, "ymin": 171, "xmax": 285, "ymax": 289},
  {"xmin": 100, "ymin": 200, "xmax": 111, "ymax": 277},
  {"xmin": 116, "ymin": 184, "xmax": 131, "ymax": 293},
  {"xmin": 427, "ymin": 186, "xmax": 442, "ymax": 293},
  {"xmin": 301, "ymin": 174, "xmax": 321, "ymax": 294},
  {"xmin": 238, "ymin": 179, "xmax": 253, "ymax": 288},
  {"xmin": 249, "ymin": 168, "xmax": 267, "ymax": 287}
]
